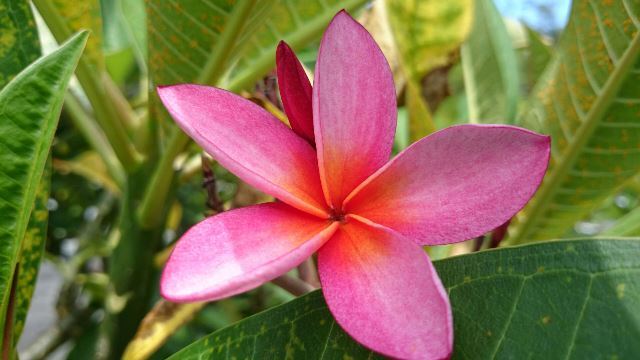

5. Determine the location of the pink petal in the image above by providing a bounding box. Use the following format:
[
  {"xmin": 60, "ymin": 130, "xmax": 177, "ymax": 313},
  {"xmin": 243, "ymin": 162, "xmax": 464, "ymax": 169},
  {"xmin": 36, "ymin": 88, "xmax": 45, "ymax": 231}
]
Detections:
[
  {"xmin": 314, "ymin": 11, "xmax": 396, "ymax": 209},
  {"xmin": 161, "ymin": 202, "xmax": 339, "ymax": 302},
  {"xmin": 276, "ymin": 41, "xmax": 315, "ymax": 144},
  {"xmin": 318, "ymin": 219, "xmax": 452, "ymax": 359},
  {"xmin": 344, "ymin": 124, "xmax": 551, "ymax": 245},
  {"xmin": 158, "ymin": 84, "xmax": 328, "ymax": 218}
]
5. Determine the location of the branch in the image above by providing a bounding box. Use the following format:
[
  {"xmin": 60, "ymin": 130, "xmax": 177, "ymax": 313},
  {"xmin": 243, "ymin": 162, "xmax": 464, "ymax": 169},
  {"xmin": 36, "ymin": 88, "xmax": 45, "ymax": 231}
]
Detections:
[
  {"xmin": 297, "ymin": 258, "xmax": 320, "ymax": 288},
  {"xmin": 63, "ymin": 94, "xmax": 125, "ymax": 187},
  {"xmin": 272, "ymin": 274, "xmax": 316, "ymax": 297}
]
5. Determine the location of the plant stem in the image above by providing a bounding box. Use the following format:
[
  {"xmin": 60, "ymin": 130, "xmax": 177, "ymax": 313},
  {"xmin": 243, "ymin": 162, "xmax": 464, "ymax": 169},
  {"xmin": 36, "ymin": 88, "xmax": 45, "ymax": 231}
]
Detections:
[
  {"xmin": 136, "ymin": 130, "xmax": 190, "ymax": 228},
  {"xmin": 297, "ymin": 258, "xmax": 320, "ymax": 288},
  {"xmin": 197, "ymin": 0, "xmax": 258, "ymax": 84},
  {"xmin": 100, "ymin": 169, "xmax": 169, "ymax": 359},
  {"xmin": 64, "ymin": 94, "xmax": 125, "ymax": 187},
  {"xmin": 33, "ymin": 0, "xmax": 141, "ymax": 171},
  {"xmin": 272, "ymin": 275, "xmax": 316, "ymax": 297},
  {"xmin": 201, "ymin": 155, "xmax": 225, "ymax": 213}
]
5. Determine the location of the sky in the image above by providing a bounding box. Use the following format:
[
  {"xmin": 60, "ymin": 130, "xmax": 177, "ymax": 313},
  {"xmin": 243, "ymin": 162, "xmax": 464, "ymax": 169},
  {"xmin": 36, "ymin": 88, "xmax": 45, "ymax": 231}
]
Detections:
[{"xmin": 494, "ymin": 0, "xmax": 572, "ymax": 36}]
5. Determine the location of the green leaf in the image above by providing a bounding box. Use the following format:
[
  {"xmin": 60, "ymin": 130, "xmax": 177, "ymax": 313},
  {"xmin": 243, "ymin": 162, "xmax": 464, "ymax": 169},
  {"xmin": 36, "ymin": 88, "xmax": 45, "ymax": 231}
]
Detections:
[
  {"xmin": 226, "ymin": 0, "xmax": 369, "ymax": 91},
  {"xmin": 147, "ymin": 0, "xmax": 271, "ymax": 100},
  {"xmin": 148, "ymin": 0, "xmax": 368, "ymax": 116},
  {"xmin": 120, "ymin": 0, "xmax": 147, "ymax": 70},
  {"xmin": 508, "ymin": 1, "xmax": 640, "ymax": 244},
  {"xmin": 148, "ymin": 0, "xmax": 279, "ymax": 136},
  {"xmin": 522, "ymin": 26, "xmax": 553, "ymax": 92},
  {"xmin": 12, "ymin": 159, "xmax": 50, "ymax": 345},
  {"xmin": 0, "ymin": 0, "xmax": 41, "ymax": 88},
  {"xmin": 169, "ymin": 239, "xmax": 640, "ymax": 359},
  {"xmin": 461, "ymin": 0, "xmax": 520, "ymax": 123},
  {"xmin": 0, "ymin": 1, "xmax": 48, "ymax": 351},
  {"xmin": 0, "ymin": 30, "xmax": 87, "ymax": 344},
  {"xmin": 101, "ymin": 0, "xmax": 148, "ymax": 76}
]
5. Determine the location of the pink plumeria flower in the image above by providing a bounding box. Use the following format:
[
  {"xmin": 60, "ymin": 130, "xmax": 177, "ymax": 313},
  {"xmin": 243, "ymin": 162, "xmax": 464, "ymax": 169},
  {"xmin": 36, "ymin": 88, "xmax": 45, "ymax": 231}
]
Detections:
[{"xmin": 157, "ymin": 11, "xmax": 550, "ymax": 359}]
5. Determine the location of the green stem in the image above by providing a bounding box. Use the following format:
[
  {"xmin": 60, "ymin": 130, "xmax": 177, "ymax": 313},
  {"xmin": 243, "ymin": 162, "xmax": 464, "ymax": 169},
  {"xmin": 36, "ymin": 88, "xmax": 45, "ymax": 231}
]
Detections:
[
  {"xmin": 103, "ymin": 73, "xmax": 139, "ymax": 133},
  {"xmin": 136, "ymin": 129, "xmax": 189, "ymax": 228},
  {"xmin": 33, "ymin": 0, "xmax": 141, "ymax": 171},
  {"xmin": 197, "ymin": 0, "xmax": 258, "ymax": 84},
  {"xmin": 64, "ymin": 94, "xmax": 125, "ymax": 187},
  {"xmin": 101, "ymin": 169, "xmax": 170, "ymax": 359}
]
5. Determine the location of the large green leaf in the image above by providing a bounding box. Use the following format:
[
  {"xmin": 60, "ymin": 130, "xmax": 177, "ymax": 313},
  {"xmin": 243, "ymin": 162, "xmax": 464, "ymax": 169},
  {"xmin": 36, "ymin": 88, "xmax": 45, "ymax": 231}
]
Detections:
[
  {"xmin": 0, "ymin": 0, "xmax": 40, "ymax": 88},
  {"xmin": 12, "ymin": 160, "xmax": 50, "ymax": 345},
  {"xmin": 0, "ymin": 31, "xmax": 87, "ymax": 344},
  {"xmin": 0, "ymin": 0, "xmax": 47, "ymax": 350},
  {"xmin": 461, "ymin": 0, "xmax": 519, "ymax": 123},
  {"xmin": 169, "ymin": 239, "xmax": 640, "ymax": 359},
  {"xmin": 507, "ymin": 1, "xmax": 640, "ymax": 243}
]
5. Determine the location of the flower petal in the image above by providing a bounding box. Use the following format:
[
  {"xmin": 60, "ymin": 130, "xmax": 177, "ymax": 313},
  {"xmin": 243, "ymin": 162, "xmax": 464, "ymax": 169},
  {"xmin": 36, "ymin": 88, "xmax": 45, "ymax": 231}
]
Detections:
[
  {"xmin": 158, "ymin": 84, "xmax": 328, "ymax": 218},
  {"xmin": 345, "ymin": 124, "xmax": 551, "ymax": 245},
  {"xmin": 276, "ymin": 41, "xmax": 314, "ymax": 144},
  {"xmin": 161, "ymin": 202, "xmax": 339, "ymax": 302},
  {"xmin": 318, "ymin": 219, "xmax": 452, "ymax": 359},
  {"xmin": 313, "ymin": 11, "xmax": 396, "ymax": 208}
]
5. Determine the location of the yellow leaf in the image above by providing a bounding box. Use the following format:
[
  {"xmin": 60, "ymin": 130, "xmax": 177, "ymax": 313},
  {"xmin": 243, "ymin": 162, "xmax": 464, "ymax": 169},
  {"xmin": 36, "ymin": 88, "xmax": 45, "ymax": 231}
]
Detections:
[
  {"xmin": 53, "ymin": 152, "xmax": 120, "ymax": 194},
  {"xmin": 123, "ymin": 300, "xmax": 205, "ymax": 360},
  {"xmin": 386, "ymin": 0, "xmax": 473, "ymax": 79}
]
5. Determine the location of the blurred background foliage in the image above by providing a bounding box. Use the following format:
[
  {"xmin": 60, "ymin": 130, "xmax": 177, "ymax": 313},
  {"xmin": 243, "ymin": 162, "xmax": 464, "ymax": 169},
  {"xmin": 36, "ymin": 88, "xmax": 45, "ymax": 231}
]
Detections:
[{"xmin": 2, "ymin": 0, "xmax": 640, "ymax": 358}]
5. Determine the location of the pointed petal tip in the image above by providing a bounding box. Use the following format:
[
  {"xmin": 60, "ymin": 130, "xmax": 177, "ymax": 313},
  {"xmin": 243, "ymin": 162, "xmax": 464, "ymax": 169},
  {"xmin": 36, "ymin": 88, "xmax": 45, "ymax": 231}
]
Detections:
[
  {"xmin": 334, "ymin": 9, "xmax": 351, "ymax": 19},
  {"xmin": 277, "ymin": 40, "xmax": 289, "ymax": 50},
  {"xmin": 314, "ymin": 7, "xmax": 397, "ymax": 207},
  {"xmin": 159, "ymin": 272, "xmax": 190, "ymax": 303},
  {"xmin": 328, "ymin": 9, "xmax": 361, "ymax": 31},
  {"xmin": 276, "ymin": 40, "xmax": 288, "ymax": 56},
  {"xmin": 156, "ymin": 84, "xmax": 171, "ymax": 97},
  {"xmin": 156, "ymin": 84, "xmax": 192, "ymax": 107},
  {"xmin": 345, "ymin": 124, "xmax": 551, "ymax": 246},
  {"xmin": 155, "ymin": 84, "xmax": 328, "ymax": 215}
]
